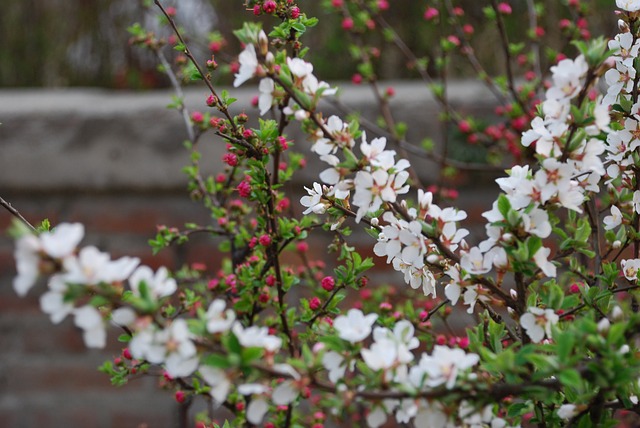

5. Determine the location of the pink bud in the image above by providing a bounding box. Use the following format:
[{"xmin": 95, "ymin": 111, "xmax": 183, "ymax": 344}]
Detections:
[
  {"xmin": 237, "ymin": 181, "xmax": 251, "ymax": 198},
  {"xmin": 321, "ymin": 276, "xmax": 335, "ymax": 292},
  {"xmin": 377, "ymin": 0, "xmax": 389, "ymax": 10},
  {"xmin": 191, "ymin": 111, "xmax": 204, "ymax": 123},
  {"xmin": 341, "ymin": 17, "xmax": 354, "ymax": 30},
  {"xmin": 497, "ymin": 2, "xmax": 512, "ymax": 15},
  {"xmin": 263, "ymin": 0, "xmax": 277, "ymax": 14},
  {"xmin": 290, "ymin": 6, "xmax": 300, "ymax": 19},
  {"xmin": 424, "ymin": 7, "xmax": 439, "ymax": 21},
  {"xmin": 351, "ymin": 73, "xmax": 363, "ymax": 84},
  {"xmin": 175, "ymin": 390, "xmax": 186, "ymax": 403},
  {"xmin": 309, "ymin": 297, "xmax": 321, "ymax": 310},
  {"xmin": 259, "ymin": 234, "xmax": 272, "ymax": 246},
  {"xmin": 223, "ymin": 153, "xmax": 238, "ymax": 166},
  {"xmin": 458, "ymin": 120, "xmax": 472, "ymax": 133},
  {"xmin": 379, "ymin": 302, "xmax": 392, "ymax": 311}
]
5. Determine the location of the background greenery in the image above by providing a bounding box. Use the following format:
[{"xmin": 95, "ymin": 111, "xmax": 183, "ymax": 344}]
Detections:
[{"xmin": 0, "ymin": 0, "xmax": 617, "ymax": 88}]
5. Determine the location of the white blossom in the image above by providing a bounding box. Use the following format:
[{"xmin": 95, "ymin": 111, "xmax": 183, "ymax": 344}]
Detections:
[
  {"xmin": 199, "ymin": 366, "xmax": 231, "ymax": 405},
  {"xmin": 129, "ymin": 265, "xmax": 177, "ymax": 299},
  {"xmin": 234, "ymin": 44, "xmax": 259, "ymax": 87},
  {"xmin": 333, "ymin": 309, "xmax": 378, "ymax": 343},
  {"xmin": 205, "ymin": 299, "xmax": 236, "ymax": 334},
  {"xmin": 232, "ymin": 322, "xmax": 282, "ymax": 352},
  {"xmin": 73, "ymin": 305, "xmax": 106, "ymax": 348},
  {"xmin": 520, "ymin": 307, "xmax": 559, "ymax": 343}
]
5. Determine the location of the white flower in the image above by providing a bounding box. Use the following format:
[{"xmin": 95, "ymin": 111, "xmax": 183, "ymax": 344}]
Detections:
[
  {"xmin": 111, "ymin": 307, "xmax": 136, "ymax": 326},
  {"xmin": 40, "ymin": 223, "xmax": 85, "ymax": 259},
  {"xmin": 199, "ymin": 366, "xmax": 231, "ymax": 405},
  {"xmin": 322, "ymin": 351, "xmax": 348, "ymax": 383},
  {"xmin": 520, "ymin": 306, "xmax": 559, "ymax": 343},
  {"xmin": 129, "ymin": 265, "xmax": 177, "ymax": 299},
  {"xmin": 237, "ymin": 384, "xmax": 270, "ymax": 424},
  {"xmin": 603, "ymin": 205, "xmax": 623, "ymax": 230},
  {"xmin": 533, "ymin": 247, "xmax": 556, "ymax": 277},
  {"xmin": 522, "ymin": 208, "xmax": 552, "ymax": 238},
  {"xmin": 617, "ymin": 0, "xmax": 640, "ymax": 12},
  {"xmin": 129, "ymin": 319, "xmax": 199, "ymax": 378},
  {"xmin": 621, "ymin": 258, "xmax": 640, "ymax": 281},
  {"xmin": 13, "ymin": 234, "xmax": 42, "ymax": 296},
  {"xmin": 258, "ymin": 77, "xmax": 275, "ymax": 115},
  {"xmin": 366, "ymin": 406, "xmax": 388, "ymax": 428},
  {"xmin": 40, "ymin": 275, "xmax": 74, "ymax": 323},
  {"xmin": 12, "ymin": 223, "xmax": 85, "ymax": 296},
  {"xmin": 412, "ymin": 346, "xmax": 479, "ymax": 389},
  {"xmin": 205, "ymin": 299, "xmax": 236, "ymax": 334},
  {"xmin": 547, "ymin": 55, "xmax": 588, "ymax": 101},
  {"xmin": 163, "ymin": 320, "xmax": 199, "ymax": 378},
  {"xmin": 246, "ymin": 398, "xmax": 269, "ymax": 425},
  {"xmin": 272, "ymin": 380, "xmax": 298, "ymax": 405},
  {"xmin": 300, "ymin": 182, "xmax": 328, "ymax": 215},
  {"xmin": 557, "ymin": 404, "xmax": 578, "ymax": 420},
  {"xmin": 361, "ymin": 338, "xmax": 398, "ymax": 371},
  {"xmin": 333, "ymin": 309, "xmax": 378, "ymax": 343},
  {"xmin": 633, "ymin": 191, "xmax": 640, "ymax": 214},
  {"xmin": 234, "ymin": 44, "xmax": 259, "ymax": 87},
  {"xmin": 232, "ymin": 322, "xmax": 282, "ymax": 352},
  {"xmin": 64, "ymin": 246, "xmax": 139, "ymax": 285},
  {"xmin": 287, "ymin": 57, "xmax": 314, "ymax": 78},
  {"xmin": 73, "ymin": 305, "xmax": 106, "ymax": 348},
  {"xmin": 460, "ymin": 247, "xmax": 492, "ymax": 275}
]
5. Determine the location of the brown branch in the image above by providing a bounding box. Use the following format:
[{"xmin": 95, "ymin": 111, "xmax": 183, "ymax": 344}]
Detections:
[{"xmin": 0, "ymin": 196, "xmax": 36, "ymax": 231}]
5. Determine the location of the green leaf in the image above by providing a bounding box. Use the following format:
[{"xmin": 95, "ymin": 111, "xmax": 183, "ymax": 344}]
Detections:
[
  {"xmin": 202, "ymin": 353, "xmax": 234, "ymax": 369},
  {"xmin": 558, "ymin": 369, "xmax": 582, "ymax": 390}
]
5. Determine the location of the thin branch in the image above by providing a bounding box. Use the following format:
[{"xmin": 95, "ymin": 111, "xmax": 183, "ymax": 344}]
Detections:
[
  {"xmin": 154, "ymin": 0, "xmax": 238, "ymax": 134},
  {"xmin": 0, "ymin": 196, "xmax": 36, "ymax": 231}
]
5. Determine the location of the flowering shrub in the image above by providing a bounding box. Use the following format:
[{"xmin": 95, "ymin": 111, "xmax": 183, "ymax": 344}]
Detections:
[{"xmin": 8, "ymin": 0, "xmax": 640, "ymax": 427}]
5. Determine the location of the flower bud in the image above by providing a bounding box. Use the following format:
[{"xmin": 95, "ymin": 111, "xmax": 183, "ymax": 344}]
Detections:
[
  {"xmin": 619, "ymin": 19, "xmax": 630, "ymax": 32},
  {"xmin": 597, "ymin": 317, "xmax": 610, "ymax": 334},
  {"xmin": 258, "ymin": 30, "xmax": 269, "ymax": 56},
  {"xmin": 611, "ymin": 306, "xmax": 624, "ymax": 321}
]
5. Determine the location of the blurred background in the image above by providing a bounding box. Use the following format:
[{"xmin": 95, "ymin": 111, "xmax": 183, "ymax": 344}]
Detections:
[{"xmin": 0, "ymin": 0, "xmax": 618, "ymax": 88}]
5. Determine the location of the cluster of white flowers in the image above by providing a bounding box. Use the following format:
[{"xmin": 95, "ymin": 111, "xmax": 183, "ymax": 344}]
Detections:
[
  {"xmin": 233, "ymin": 31, "xmax": 336, "ymax": 116},
  {"xmin": 14, "ymin": 223, "xmax": 139, "ymax": 348},
  {"xmin": 325, "ymin": 309, "xmax": 517, "ymax": 427}
]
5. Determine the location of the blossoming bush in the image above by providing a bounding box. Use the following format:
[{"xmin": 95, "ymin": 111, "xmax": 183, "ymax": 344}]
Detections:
[{"xmin": 9, "ymin": 0, "xmax": 640, "ymax": 426}]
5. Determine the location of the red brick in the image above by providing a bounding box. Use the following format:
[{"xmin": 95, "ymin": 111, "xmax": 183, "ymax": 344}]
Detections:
[
  {"xmin": 111, "ymin": 410, "xmax": 177, "ymax": 428},
  {"xmin": 6, "ymin": 360, "xmax": 113, "ymax": 392}
]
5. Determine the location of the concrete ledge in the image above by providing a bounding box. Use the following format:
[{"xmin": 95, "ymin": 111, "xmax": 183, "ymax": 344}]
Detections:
[{"xmin": 0, "ymin": 81, "xmax": 498, "ymax": 192}]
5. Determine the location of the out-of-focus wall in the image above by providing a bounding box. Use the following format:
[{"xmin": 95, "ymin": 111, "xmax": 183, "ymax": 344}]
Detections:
[{"xmin": 0, "ymin": 0, "xmax": 617, "ymax": 88}]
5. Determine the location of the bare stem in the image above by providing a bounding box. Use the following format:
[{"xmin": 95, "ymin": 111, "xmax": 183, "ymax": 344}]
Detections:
[{"xmin": 0, "ymin": 196, "xmax": 36, "ymax": 231}]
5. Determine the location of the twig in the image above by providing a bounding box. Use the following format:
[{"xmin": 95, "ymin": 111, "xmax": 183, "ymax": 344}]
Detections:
[
  {"xmin": 0, "ymin": 196, "xmax": 36, "ymax": 231},
  {"xmin": 154, "ymin": 0, "xmax": 238, "ymax": 135}
]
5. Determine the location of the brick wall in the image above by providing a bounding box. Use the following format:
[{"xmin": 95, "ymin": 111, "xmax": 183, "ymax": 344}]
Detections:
[{"xmin": 0, "ymin": 83, "xmax": 501, "ymax": 428}]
